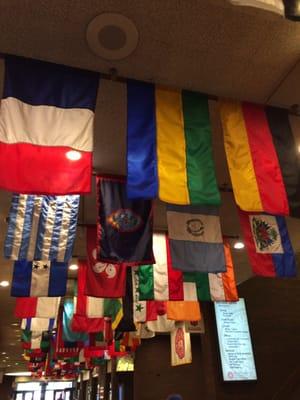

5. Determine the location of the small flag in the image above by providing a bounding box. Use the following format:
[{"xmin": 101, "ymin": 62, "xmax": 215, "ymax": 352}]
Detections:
[
  {"xmin": 97, "ymin": 175, "xmax": 154, "ymax": 264},
  {"xmin": 170, "ymin": 322, "xmax": 192, "ymax": 366},
  {"xmin": 166, "ymin": 283, "xmax": 201, "ymax": 321},
  {"xmin": 21, "ymin": 331, "xmax": 50, "ymax": 351},
  {"xmin": 72, "ymin": 260, "xmax": 123, "ymax": 331},
  {"xmin": 15, "ymin": 297, "xmax": 60, "ymax": 318},
  {"xmin": 115, "ymin": 268, "xmax": 136, "ymax": 334},
  {"xmin": 185, "ymin": 241, "xmax": 239, "ymax": 301},
  {"xmin": 11, "ymin": 260, "xmax": 68, "ymax": 297},
  {"xmin": 85, "ymin": 226, "xmax": 127, "ymax": 298},
  {"xmin": 0, "ymin": 55, "xmax": 99, "ymax": 194},
  {"xmin": 5, "ymin": 194, "xmax": 80, "ymax": 262},
  {"xmin": 146, "ymin": 301, "xmax": 176, "ymax": 333},
  {"xmin": 62, "ymin": 299, "xmax": 88, "ymax": 343},
  {"xmin": 167, "ymin": 204, "xmax": 225, "ymax": 272},
  {"xmin": 137, "ymin": 233, "xmax": 184, "ymax": 301},
  {"xmin": 127, "ymin": 80, "xmax": 220, "ymax": 205},
  {"xmin": 220, "ymin": 101, "xmax": 300, "ymax": 217},
  {"xmin": 239, "ymin": 210, "xmax": 296, "ymax": 277},
  {"xmin": 229, "ymin": 0, "xmax": 284, "ymax": 15},
  {"xmin": 21, "ymin": 317, "xmax": 56, "ymax": 332}
]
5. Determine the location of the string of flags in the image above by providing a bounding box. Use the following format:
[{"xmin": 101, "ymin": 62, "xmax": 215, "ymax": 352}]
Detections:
[{"xmin": 0, "ymin": 53, "xmax": 297, "ymax": 377}]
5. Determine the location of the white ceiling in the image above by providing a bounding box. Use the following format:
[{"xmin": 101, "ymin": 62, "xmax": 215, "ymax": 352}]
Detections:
[{"xmin": 0, "ymin": 0, "xmax": 299, "ymax": 373}]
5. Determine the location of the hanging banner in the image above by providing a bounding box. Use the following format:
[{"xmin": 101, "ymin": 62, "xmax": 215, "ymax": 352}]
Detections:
[{"xmin": 170, "ymin": 322, "xmax": 192, "ymax": 366}]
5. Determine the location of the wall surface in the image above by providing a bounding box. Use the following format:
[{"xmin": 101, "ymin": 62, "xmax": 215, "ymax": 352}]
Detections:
[
  {"xmin": 134, "ymin": 277, "xmax": 300, "ymax": 400},
  {"xmin": 0, "ymin": 375, "xmax": 14, "ymax": 400}
]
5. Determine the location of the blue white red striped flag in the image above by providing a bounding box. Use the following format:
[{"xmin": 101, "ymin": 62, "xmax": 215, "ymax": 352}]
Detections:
[
  {"xmin": 11, "ymin": 260, "xmax": 68, "ymax": 297},
  {"xmin": 5, "ymin": 194, "xmax": 80, "ymax": 262},
  {"xmin": 0, "ymin": 55, "xmax": 99, "ymax": 194},
  {"xmin": 21, "ymin": 317, "xmax": 56, "ymax": 332}
]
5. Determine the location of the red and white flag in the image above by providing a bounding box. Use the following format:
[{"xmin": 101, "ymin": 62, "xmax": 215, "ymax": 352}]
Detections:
[{"xmin": 15, "ymin": 297, "xmax": 60, "ymax": 318}]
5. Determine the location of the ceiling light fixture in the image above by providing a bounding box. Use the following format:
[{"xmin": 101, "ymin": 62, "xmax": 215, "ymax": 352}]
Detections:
[
  {"xmin": 66, "ymin": 150, "xmax": 82, "ymax": 161},
  {"xmin": 5, "ymin": 372, "xmax": 32, "ymax": 377},
  {"xmin": 69, "ymin": 264, "xmax": 78, "ymax": 271},
  {"xmin": 233, "ymin": 241, "xmax": 245, "ymax": 250},
  {"xmin": 0, "ymin": 280, "xmax": 9, "ymax": 287},
  {"xmin": 86, "ymin": 13, "xmax": 139, "ymax": 60}
]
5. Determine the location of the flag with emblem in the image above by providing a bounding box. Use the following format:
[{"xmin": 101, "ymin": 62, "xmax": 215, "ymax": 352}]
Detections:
[
  {"xmin": 0, "ymin": 55, "xmax": 99, "ymax": 194},
  {"xmin": 85, "ymin": 226, "xmax": 127, "ymax": 297},
  {"xmin": 72, "ymin": 260, "xmax": 123, "ymax": 332},
  {"xmin": 167, "ymin": 204, "xmax": 225, "ymax": 272},
  {"xmin": 5, "ymin": 194, "xmax": 80, "ymax": 262},
  {"xmin": 170, "ymin": 322, "xmax": 192, "ymax": 366},
  {"xmin": 146, "ymin": 301, "xmax": 176, "ymax": 333},
  {"xmin": 184, "ymin": 240, "xmax": 239, "ymax": 301},
  {"xmin": 21, "ymin": 317, "xmax": 56, "ymax": 332},
  {"xmin": 137, "ymin": 233, "xmax": 184, "ymax": 301},
  {"xmin": 166, "ymin": 282, "xmax": 201, "ymax": 321},
  {"xmin": 96, "ymin": 175, "xmax": 154, "ymax": 264},
  {"xmin": 11, "ymin": 260, "xmax": 68, "ymax": 297},
  {"xmin": 15, "ymin": 297, "xmax": 60, "ymax": 318},
  {"xmin": 239, "ymin": 210, "xmax": 296, "ymax": 277}
]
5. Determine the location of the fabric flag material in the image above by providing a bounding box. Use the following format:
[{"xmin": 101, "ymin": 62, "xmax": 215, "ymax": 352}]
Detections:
[
  {"xmin": 115, "ymin": 268, "xmax": 136, "ymax": 334},
  {"xmin": 21, "ymin": 330, "xmax": 44, "ymax": 350},
  {"xmin": 220, "ymin": 101, "xmax": 300, "ymax": 217},
  {"xmin": 146, "ymin": 301, "xmax": 176, "ymax": 333},
  {"xmin": 11, "ymin": 260, "xmax": 68, "ymax": 297},
  {"xmin": 0, "ymin": 55, "xmax": 99, "ymax": 194},
  {"xmin": 72, "ymin": 260, "xmax": 122, "ymax": 331},
  {"xmin": 21, "ymin": 317, "xmax": 56, "ymax": 332},
  {"xmin": 137, "ymin": 233, "xmax": 184, "ymax": 301},
  {"xmin": 229, "ymin": 0, "xmax": 284, "ymax": 14},
  {"xmin": 62, "ymin": 299, "xmax": 88, "ymax": 343},
  {"xmin": 167, "ymin": 204, "xmax": 226, "ymax": 272},
  {"xmin": 166, "ymin": 282, "xmax": 201, "ymax": 321},
  {"xmin": 127, "ymin": 80, "xmax": 220, "ymax": 205},
  {"xmin": 15, "ymin": 297, "xmax": 60, "ymax": 319},
  {"xmin": 85, "ymin": 226, "xmax": 127, "ymax": 297},
  {"xmin": 97, "ymin": 175, "xmax": 154, "ymax": 264},
  {"xmin": 239, "ymin": 210, "xmax": 296, "ymax": 277},
  {"xmin": 170, "ymin": 322, "xmax": 192, "ymax": 366},
  {"xmin": 5, "ymin": 194, "xmax": 80, "ymax": 262},
  {"xmin": 185, "ymin": 241, "xmax": 239, "ymax": 302}
]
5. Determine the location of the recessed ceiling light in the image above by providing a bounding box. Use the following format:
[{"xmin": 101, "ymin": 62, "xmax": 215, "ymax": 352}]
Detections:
[
  {"xmin": 66, "ymin": 150, "xmax": 82, "ymax": 161},
  {"xmin": 86, "ymin": 13, "xmax": 139, "ymax": 60},
  {"xmin": 0, "ymin": 280, "xmax": 9, "ymax": 287},
  {"xmin": 11, "ymin": 323, "xmax": 18, "ymax": 327},
  {"xmin": 1, "ymin": 352, "xmax": 6, "ymax": 355},
  {"xmin": 233, "ymin": 241, "xmax": 245, "ymax": 250},
  {"xmin": 69, "ymin": 264, "xmax": 78, "ymax": 271}
]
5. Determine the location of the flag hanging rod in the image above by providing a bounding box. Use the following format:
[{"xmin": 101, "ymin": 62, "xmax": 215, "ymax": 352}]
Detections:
[{"xmin": 0, "ymin": 52, "xmax": 299, "ymax": 115}]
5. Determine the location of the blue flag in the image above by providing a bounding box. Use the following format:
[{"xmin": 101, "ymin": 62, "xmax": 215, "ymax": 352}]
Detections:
[
  {"xmin": 5, "ymin": 194, "xmax": 80, "ymax": 262},
  {"xmin": 11, "ymin": 260, "xmax": 68, "ymax": 297},
  {"xmin": 96, "ymin": 175, "xmax": 154, "ymax": 265}
]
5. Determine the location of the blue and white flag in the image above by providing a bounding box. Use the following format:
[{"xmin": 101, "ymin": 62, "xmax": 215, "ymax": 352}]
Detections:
[
  {"xmin": 11, "ymin": 260, "xmax": 68, "ymax": 297},
  {"xmin": 21, "ymin": 317, "xmax": 56, "ymax": 332},
  {"xmin": 5, "ymin": 194, "xmax": 80, "ymax": 262}
]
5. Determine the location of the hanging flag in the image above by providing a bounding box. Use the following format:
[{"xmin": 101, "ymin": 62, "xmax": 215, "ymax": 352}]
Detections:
[
  {"xmin": 127, "ymin": 80, "xmax": 220, "ymax": 205},
  {"xmin": 21, "ymin": 331, "xmax": 50, "ymax": 351},
  {"xmin": 229, "ymin": 0, "xmax": 284, "ymax": 15},
  {"xmin": 85, "ymin": 226, "xmax": 127, "ymax": 298},
  {"xmin": 97, "ymin": 175, "xmax": 154, "ymax": 264},
  {"xmin": 72, "ymin": 260, "xmax": 123, "ymax": 332},
  {"xmin": 184, "ymin": 241, "xmax": 239, "ymax": 301},
  {"xmin": 21, "ymin": 317, "xmax": 56, "ymax": 332},
  {"xmin": 170, "ymin": 322, "xmax": 192, "ymax": 366},
  {"xmin": 239, "ymin": 210, "xmax": 296, "ymax": 277},
  {"xmin": 0, "ymin": 55, "xmax": 99, "ymax": 194},
  {"xmin": 5, "ymin": 194, "xmax": 80, "ymax": 262},
  {"xmin": 167, "ymin": 204, "xmax": 225, "ymax": 272},
  {"xmin": 11, "ymin": 260, "xmax": 68, "ymax": 297},
  {"xmin": 115, "ymin": 268, "xmax": 136, "ymax": 334},
  {"xmin": 15, "ymin": 297, "xmax": 60, "ymax": 318},
  {"xmin": 220, "ymin": 101, "xmax": 300, "ymax": 217},
  {"xmin": 166, "ymin": 282, "xmax": 201, "ymax": 321},
  {"xmin": 137, "ymin": 233, "xmax": 184, "ymax": 301},
  {"xmin": 62, "ymin": 299, "xmax": 88, "ymax": 343},
  {"xmin": 146, "ymin": 301, "xmax": 176, "ymax": 333}
]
